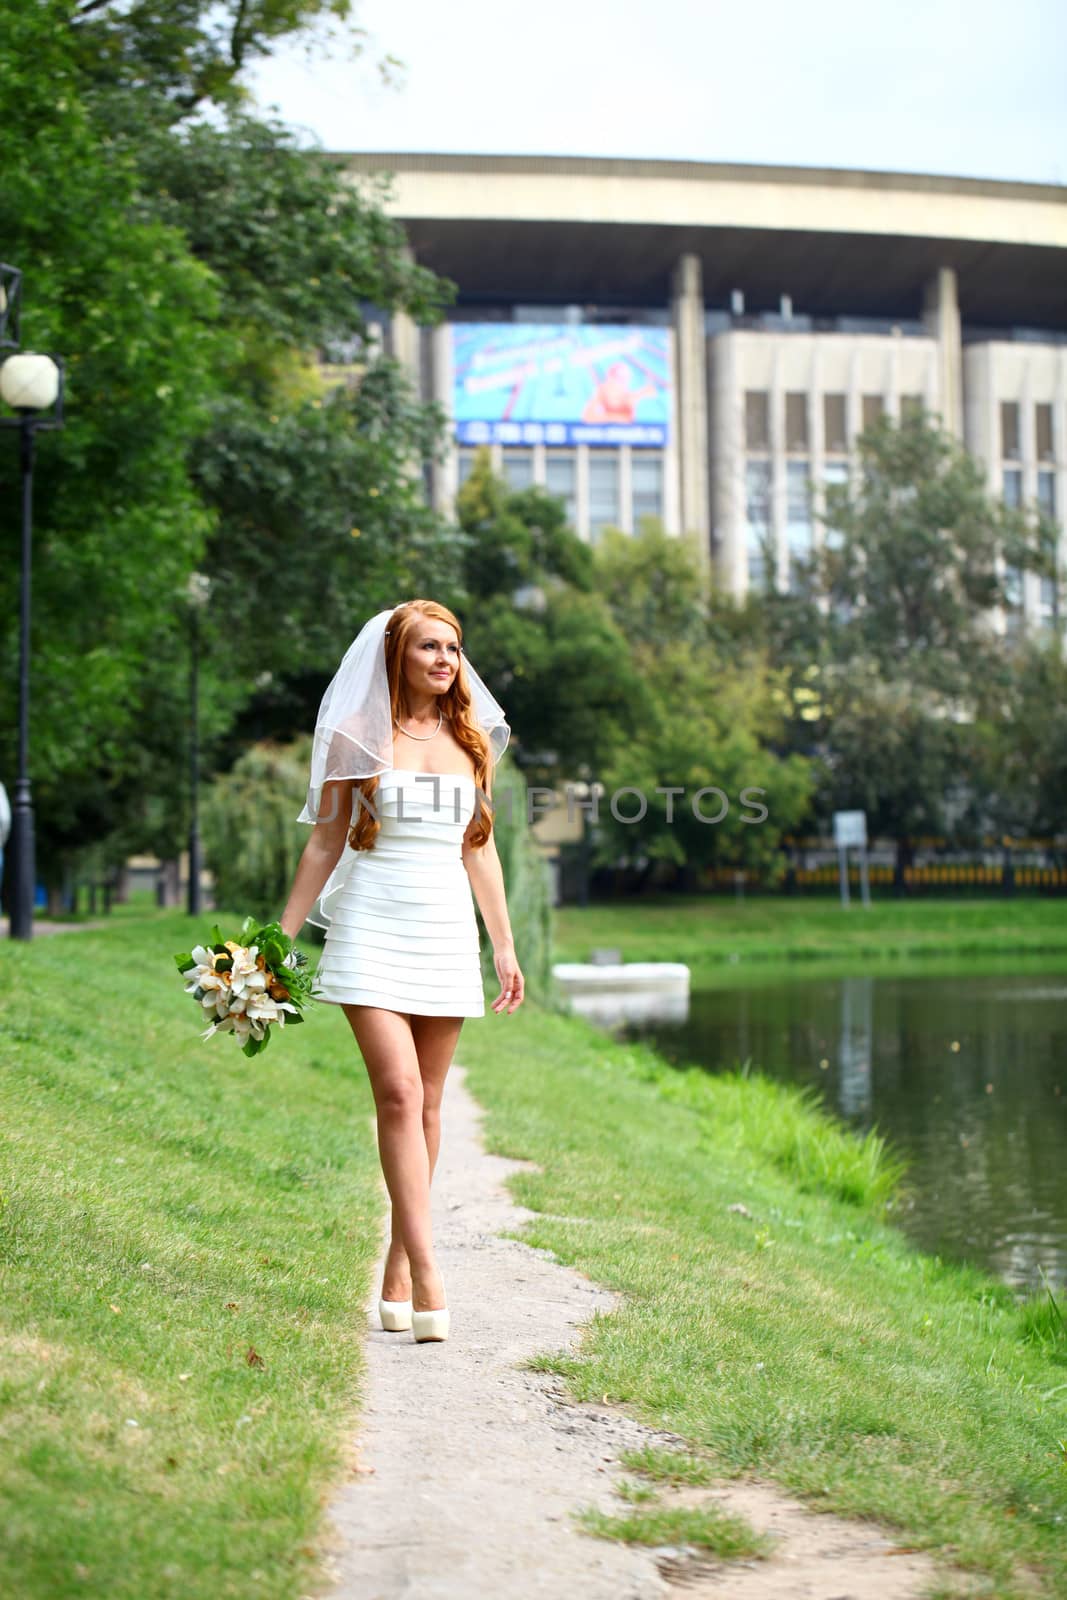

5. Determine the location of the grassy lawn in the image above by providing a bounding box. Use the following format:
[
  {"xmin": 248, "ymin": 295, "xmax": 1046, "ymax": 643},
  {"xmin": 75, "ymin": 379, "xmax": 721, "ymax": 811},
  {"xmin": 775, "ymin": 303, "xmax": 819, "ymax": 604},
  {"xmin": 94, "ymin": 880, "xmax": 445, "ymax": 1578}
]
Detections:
[
  {"xmin": 1, "ymin": 911, "xmax": 384, "ymax": 1600},
  {"xmin": 554, "ymin": 894, "xmax": 1067, "ymax": 975},
  {"xmin": 456, "ymin": 1002, "xmax": 1067, "ymax": 1599},
  {"xmin": 3, "ymin": 903, "xmax": 1065, "ymax": 1598}
]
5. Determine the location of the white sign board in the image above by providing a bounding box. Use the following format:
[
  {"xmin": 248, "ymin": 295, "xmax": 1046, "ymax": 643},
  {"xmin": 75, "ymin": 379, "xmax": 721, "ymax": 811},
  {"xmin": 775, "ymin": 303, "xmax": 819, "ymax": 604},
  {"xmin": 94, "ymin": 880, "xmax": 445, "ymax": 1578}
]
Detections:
[{"xmin": 833, "ymin": 810, "xmax": 867, "ymax": 848}]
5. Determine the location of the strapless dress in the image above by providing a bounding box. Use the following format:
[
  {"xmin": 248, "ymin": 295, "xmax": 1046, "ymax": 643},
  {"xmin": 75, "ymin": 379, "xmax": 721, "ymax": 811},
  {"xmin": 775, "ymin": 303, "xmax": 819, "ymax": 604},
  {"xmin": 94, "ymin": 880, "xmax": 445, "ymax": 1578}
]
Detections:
[{"xmin": 312, "ymin": 768, "xmax": 485, "ymax": 1017}]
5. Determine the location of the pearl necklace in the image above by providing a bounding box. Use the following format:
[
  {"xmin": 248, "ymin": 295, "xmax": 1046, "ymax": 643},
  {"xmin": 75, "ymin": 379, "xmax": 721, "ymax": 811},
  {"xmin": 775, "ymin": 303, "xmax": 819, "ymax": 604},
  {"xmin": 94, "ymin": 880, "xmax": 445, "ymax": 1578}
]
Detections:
[{"xmin": 394, "ymin": 711, "xmax": 443, "ymax": 742}]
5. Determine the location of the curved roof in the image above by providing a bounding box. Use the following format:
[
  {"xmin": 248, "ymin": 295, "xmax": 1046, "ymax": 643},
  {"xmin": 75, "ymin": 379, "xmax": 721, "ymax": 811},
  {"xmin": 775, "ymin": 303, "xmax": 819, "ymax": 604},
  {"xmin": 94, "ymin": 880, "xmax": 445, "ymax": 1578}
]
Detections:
[{"xmin": 338, "ymin": 152, "xmax": 1067, "ymax": 329}]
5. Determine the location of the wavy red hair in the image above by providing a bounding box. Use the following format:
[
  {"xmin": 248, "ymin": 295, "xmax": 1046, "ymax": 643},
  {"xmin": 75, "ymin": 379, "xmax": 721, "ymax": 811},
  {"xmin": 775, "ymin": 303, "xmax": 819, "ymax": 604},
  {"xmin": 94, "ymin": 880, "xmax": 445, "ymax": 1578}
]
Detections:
[{"xmin": 347, "ymin": 599, "xmax": 496, "ymax": 852}]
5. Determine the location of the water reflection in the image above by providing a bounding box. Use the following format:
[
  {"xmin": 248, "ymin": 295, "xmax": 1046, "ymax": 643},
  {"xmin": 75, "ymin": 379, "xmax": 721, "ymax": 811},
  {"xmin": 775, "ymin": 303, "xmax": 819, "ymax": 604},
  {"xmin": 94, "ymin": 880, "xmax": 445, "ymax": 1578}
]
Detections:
[{"xmin": 606, "ymin": 962, "xmax": 1067, "ymax": 1294}]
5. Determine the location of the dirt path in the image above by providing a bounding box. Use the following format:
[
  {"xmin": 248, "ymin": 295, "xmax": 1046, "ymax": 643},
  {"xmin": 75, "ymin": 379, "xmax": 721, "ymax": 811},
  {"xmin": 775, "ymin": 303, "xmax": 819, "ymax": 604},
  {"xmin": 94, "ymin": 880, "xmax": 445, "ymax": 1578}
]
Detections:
[
  {"xmin": 313, "ymin": 1060, "xmax": 950, "ymax": 1600},
  {"xmin": 1, "ymin": 916, "xmax": 111, "ymax": 938}
]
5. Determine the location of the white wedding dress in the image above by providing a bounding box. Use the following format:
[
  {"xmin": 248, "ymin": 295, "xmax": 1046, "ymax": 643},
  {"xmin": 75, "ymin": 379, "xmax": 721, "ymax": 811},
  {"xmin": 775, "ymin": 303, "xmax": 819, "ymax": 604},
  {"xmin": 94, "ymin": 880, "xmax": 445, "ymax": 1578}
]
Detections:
[{"xmin": 312, "ymin": 768, "xmax": 485, "ymax": 1017}]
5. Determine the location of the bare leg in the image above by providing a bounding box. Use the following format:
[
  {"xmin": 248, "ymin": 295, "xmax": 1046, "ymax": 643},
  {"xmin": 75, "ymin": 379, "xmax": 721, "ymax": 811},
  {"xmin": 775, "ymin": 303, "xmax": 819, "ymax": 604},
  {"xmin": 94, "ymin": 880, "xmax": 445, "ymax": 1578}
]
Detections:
[
  {"xmin": 342, "ymin": 1005, "xmax": 461, "ymax": 1312},
  {"xmin": 381, "ymin": 1015, "xmax": 464, "ymax": 1306}
]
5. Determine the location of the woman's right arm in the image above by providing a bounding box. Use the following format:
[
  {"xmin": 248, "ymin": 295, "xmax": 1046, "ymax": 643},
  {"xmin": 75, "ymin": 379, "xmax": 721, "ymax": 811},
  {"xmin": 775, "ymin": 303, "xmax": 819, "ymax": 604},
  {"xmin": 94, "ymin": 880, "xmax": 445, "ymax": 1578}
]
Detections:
[{"xmin": 280, "ymin": 779, "xmax": 355, "ymax": 940}]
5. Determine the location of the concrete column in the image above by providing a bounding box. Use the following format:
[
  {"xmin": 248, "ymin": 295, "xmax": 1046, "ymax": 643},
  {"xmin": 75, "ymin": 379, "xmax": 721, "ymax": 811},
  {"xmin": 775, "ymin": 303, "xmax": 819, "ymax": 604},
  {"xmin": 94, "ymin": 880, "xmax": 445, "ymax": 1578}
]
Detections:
[
  {"xmin": 430, "ymin": 322, "xmax": 456, "ymax": 514},
  {"xmin": 922, "ymin": 267, "xmax": 964, "ymax": 439},
  {"xmin": 662, "ymin": 327, "xmax": 681, "ymax": 536},
  {"xmin": 708, "ymin": 332, "xmax": 746, "ymax": 599},
  {"xmin": 671, "ymin": 254, "xmax": 711, "ymax": 578}
]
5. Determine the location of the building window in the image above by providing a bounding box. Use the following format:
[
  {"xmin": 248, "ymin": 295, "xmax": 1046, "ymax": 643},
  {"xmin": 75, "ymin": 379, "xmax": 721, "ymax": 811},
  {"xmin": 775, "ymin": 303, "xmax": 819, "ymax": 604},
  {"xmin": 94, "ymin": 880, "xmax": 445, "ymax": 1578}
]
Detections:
[
  {"xmin": 823, "ymin": 394, "xmax": 848, "ymax": 453},
  {"xmin": 502, "ymin": 450, "xmax": 534, "ymax": 490},
  {"xmin": 821, "ymin": 461, "xmax": 848, "ymax": 553},
  {"xmin": 786, "ymin": 461, "xmax": 812, "ymax": 589},
  {"xmin": 1036, "ymin": 403, "xmax": 1055, "ymax": 462},
  {"xmin": 1038, "ymin": 471, "xmax": 1058, "ymax": 614},
  {"xmin": 745, "ymin": 460, "xmax": 773, "ymax": 589},
  {"xmin": 1002, "ymin": 467, "xmax": 1023, "ymax": 510},
  {"xmin": 901, "ymin": 394, "xmax": 924, "ymax": 421},
  {"xmin": 631, "ymin": 454, "xmax": 664, "ymax": 528},
  {"xmin": 588, "ymin": 451, "xmax": 620, "ymax": 541},
  {"xmin": 1037, "ymin": 469, "xmax": 1056, "ymax": 520},
  {"xmin": 861, "ymin": 394, "xmax": 885, "ymax": 431},
  {"xmin": 545, "ymin": 451, "xmax": 577, "ymax": 527},
  {"xmin": 745, "ymin": 391, "xmax": 771, "ymax": 452},
  {"xmin": 1000, "ymin": 401, "xmax": 1021, "ymax": 461},
  {"xmin": 457, "ymin": 449, "xmax": 479, "ymax": 487},
  {"xmin": 1003, "ymin": 561, "xmax": 1023, "ymax": 615},
  {"xmin": 785, "ymin": 393, "xmax": 808, "ymax": 452}
]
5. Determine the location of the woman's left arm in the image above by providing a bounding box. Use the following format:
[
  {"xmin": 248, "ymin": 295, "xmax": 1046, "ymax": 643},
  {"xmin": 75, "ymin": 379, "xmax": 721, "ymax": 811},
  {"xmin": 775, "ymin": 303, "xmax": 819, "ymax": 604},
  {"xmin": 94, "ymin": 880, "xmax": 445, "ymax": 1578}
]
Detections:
[
  {"xmin": 462, "ymin": 793, "xmax": 525, "ymax": 1013},
  {"xmin": 462, "ymin": 827, "xmax": 514, "ymax": 952}
]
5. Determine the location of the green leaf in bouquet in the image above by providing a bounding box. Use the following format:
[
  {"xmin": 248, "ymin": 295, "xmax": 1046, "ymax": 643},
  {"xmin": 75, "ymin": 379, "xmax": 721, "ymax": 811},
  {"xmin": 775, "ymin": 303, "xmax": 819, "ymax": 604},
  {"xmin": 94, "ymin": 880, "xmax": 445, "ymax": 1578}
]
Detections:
[{"xmin": 174, "ymin": 951, "xmax": 195, "ymax": 972}]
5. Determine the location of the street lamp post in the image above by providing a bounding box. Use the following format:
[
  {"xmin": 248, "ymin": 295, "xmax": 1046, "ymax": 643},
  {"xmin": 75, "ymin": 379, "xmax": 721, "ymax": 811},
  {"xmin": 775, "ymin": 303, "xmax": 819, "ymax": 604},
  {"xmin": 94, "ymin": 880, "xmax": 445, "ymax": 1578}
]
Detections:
[
  {"xmin": 1, "ymin": 265, "xmax": 64, "ymax": 940},
  {"xmin": 186, "ymin": 572, "xmax": 212, "ymax": 916}
]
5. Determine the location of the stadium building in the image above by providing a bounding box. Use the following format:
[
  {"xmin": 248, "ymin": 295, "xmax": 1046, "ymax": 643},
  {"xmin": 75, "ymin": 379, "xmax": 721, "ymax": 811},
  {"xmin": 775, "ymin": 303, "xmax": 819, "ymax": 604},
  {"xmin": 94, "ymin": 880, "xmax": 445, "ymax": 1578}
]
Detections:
[{"xmin": 340, "ymin": 152, "xmax": 1067, "ymax": 632}]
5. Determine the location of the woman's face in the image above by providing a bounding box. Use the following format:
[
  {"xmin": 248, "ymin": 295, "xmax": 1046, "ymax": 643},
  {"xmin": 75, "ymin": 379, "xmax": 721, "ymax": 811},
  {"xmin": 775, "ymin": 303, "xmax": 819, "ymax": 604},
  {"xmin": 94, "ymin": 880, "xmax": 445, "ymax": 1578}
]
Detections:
[{"xmin": 402, "ymin": 618, "xmax": 461, "ymax": 700}]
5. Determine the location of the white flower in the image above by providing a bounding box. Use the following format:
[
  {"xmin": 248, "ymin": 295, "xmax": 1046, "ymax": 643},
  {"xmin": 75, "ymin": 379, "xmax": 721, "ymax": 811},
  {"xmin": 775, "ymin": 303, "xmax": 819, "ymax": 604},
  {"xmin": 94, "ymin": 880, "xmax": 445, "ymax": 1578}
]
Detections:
[
  {"xmin": 227, "ymin": 945, "xmax": 261, "ymax": 997},
  {"xmin": 245, "ymin": 992, "xmax": 279, "ymax": 1027}
]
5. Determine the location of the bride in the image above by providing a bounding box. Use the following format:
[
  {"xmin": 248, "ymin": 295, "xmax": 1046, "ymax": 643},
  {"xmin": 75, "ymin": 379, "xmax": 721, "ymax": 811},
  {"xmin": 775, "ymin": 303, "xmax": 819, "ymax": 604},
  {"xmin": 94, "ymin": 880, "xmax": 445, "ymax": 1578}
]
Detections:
[{"xmin": 280, "ymin": 600, "xmax": 525, "ymax": 1344}]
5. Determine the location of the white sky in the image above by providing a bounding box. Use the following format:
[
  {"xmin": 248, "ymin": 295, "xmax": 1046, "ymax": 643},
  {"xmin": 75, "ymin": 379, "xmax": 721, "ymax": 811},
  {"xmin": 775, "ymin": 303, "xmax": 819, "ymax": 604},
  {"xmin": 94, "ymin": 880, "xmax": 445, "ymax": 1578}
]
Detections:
[{"xmin": 242, "ymin": 0, "xmax": 1067, "ymax": 185}]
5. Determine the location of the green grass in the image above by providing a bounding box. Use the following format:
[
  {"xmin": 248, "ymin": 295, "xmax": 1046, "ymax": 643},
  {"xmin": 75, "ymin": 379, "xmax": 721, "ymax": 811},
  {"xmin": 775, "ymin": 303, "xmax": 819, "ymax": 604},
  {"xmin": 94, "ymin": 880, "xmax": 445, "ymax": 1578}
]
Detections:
[
  {"xmin": 456, "ymin": 1000, "xmax": 1067, "ymax": 1599},
  {"xmin": 4, "ymin": 905, "xmax": 1067, "ymax": 1598},
  {"xmin": 1, "ymin": 911, "xmax": 385, "ymax": 1600},
  {"xmin": 577, "ymin": 1497, "xmax": 772, "ymax": 1559},
  {"xmin": 554, "ymin": 895, "xmax": 1067, "ymax": 975}
]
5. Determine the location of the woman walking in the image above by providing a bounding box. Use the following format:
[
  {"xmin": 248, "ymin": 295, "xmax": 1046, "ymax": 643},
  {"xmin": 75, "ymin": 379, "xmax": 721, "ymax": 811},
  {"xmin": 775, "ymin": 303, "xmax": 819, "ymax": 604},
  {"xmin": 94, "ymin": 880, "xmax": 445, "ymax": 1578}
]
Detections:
[{"xmin": 280, "ymin": 600, "xmax": 525, "ymax": 1344}]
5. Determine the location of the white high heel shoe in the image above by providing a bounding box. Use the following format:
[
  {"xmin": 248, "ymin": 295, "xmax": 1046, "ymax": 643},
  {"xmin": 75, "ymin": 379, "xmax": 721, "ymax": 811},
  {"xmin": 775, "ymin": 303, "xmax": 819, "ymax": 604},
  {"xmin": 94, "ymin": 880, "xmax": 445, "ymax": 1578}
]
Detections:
[
  {"xmin": 411, "ymin": 1281, "xmax": 450, "ymax": 1343},
  {"xmin": 378, "ymin": 1297, "xmax": 413, "ymax": 1331}
]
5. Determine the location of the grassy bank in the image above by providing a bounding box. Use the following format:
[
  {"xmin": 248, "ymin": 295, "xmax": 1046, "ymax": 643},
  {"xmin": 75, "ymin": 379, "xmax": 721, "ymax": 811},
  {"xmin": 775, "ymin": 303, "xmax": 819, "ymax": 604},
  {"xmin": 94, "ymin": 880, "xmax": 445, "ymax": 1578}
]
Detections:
[
  {"xmin": 554, "ymin": 895, "xmax": 1067, "ymax": 975},
  {"xmin": 456, "ymin": 1002, "xmax": 1067, "ymax": 1598},
  {"xmin": 3, "ymin": 909, "xmax": 1065, "ymax": 1598},
  {"xmin": 1, "ymin": 911, "xmax": 385, "ymax": 1600}
]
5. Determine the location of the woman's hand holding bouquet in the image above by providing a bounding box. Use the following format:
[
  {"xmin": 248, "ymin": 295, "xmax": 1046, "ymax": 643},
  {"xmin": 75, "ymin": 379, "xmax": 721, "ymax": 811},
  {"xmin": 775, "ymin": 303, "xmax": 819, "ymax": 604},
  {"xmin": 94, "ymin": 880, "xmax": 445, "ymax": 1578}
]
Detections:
[{"xmin": 174, "ymin": 916, "xmax": 315, "ymax": 1057}]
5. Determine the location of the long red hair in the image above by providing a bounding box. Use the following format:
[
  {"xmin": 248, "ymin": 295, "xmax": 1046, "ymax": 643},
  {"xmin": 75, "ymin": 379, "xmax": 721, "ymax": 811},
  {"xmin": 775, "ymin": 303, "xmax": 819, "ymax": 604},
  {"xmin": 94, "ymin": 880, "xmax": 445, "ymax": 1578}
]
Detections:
[{"xmin": 348, "ymin": 599, "xmax": 496, "ymax": 852}]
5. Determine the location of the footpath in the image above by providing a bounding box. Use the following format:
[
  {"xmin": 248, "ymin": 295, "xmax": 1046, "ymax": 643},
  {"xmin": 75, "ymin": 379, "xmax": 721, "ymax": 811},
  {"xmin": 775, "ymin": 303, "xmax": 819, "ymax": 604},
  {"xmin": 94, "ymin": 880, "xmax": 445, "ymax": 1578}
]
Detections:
[{"xmin": 313, "ymin": 1061, "xmax": 949, "ymax": 1600}]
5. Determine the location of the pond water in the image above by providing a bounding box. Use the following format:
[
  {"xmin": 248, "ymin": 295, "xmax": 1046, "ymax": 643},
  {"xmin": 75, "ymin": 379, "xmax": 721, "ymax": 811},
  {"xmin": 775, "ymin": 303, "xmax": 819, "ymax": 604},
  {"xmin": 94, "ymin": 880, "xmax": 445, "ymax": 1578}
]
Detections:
[{"xmin": 612, "ymin": 957, "xmax": 1067, "ymax": 1293}]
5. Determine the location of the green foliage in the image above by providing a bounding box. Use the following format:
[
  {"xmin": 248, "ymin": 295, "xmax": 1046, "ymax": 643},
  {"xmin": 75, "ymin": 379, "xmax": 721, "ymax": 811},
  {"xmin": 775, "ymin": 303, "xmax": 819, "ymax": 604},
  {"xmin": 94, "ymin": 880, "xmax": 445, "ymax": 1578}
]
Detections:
[
  {"xmin": 755, "ymin": 407, "xmax": 1066, "ymax": 844},
  {"xmin": 456, "ymin": 444, "xmax": 594, "ymax": 598},
  {"xmin": 584, "ymin": 520, "xmax": 816, "ymax": 881},
  {"xmin": 965, "ymin": 633, "xmax": 1067, "ymax": 836},
  {"xmin": 1017, "ymin": 1272, "xmax": 1067, "ymax": 1363},
  {"xmin": 201, "ymin": 736, "xmax": 315, "ymax": 925},
  {"xmin": 593, "ymin": 518, "xmax": 708, "ymax": 646},
  {"xmin": 456, "ymin": 451, "xmax": 650, "ymax": 783},
  {"xmin": 131, "ymin": 110, "xmax": 450, "ymax": 361},
  {"xmin": 69, "ymin": 0, "xmax": 363, "ymax": 113},
  {"xmin": 478, "ymin": 755, "xmax": 560, "ymax": 1008},
  {"xmin": 0, "ymin": 0, "xmax": 459, "ymax": 899},
  {"xmin": 0, "ymin": 0, "xmax": 225, "ymax": 884},
  {"xmin": 814, "ymin": 408, "xmax": 1048, "ymax": 686},
  {"xmin": 627, "ymin": 1052, "xmax": 907, "ymax": 1214}
]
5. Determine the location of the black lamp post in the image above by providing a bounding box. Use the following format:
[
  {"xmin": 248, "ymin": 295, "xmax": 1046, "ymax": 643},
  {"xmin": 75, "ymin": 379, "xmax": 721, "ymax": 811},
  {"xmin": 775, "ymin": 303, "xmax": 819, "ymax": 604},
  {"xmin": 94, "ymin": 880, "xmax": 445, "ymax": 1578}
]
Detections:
[
  {"xmin": 0, "ymin": 264, "xmax": 64, "ymax": 941},
  {"xmin": 185, "ymin": 572, "xmax": 211, "ymax": 916}
]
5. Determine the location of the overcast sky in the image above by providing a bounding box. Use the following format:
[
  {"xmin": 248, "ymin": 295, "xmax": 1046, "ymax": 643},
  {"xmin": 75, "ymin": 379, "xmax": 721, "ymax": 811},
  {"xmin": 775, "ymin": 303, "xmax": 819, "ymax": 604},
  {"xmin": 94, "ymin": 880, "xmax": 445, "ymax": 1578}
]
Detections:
[{"xmin": 242, "ymin": 0, "xmax": 1066, "ymax": 185}]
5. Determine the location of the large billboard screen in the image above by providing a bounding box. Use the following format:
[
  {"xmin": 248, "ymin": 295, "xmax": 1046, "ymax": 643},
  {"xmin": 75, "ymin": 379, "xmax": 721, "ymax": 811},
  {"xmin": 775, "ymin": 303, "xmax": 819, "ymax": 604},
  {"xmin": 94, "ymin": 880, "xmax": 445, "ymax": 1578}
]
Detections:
[{"xmin": 451, "ymin": 323, "xmax": 671, "ymax": 447}]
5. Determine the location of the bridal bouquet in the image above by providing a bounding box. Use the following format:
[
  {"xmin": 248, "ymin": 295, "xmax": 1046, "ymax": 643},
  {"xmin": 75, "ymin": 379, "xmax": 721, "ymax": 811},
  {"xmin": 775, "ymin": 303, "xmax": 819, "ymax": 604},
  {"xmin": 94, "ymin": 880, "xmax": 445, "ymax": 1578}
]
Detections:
[{"xmin": 174, "ymin": 916, "xmax": 315, "ymax": 1057}]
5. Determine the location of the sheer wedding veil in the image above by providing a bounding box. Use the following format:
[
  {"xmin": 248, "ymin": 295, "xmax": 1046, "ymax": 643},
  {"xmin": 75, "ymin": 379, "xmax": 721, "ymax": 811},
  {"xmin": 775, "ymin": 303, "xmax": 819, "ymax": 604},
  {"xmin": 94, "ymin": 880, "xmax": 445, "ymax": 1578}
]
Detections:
[{"xmin": 296, "ymin": 603, "xmax": 510, "ymax": 931}]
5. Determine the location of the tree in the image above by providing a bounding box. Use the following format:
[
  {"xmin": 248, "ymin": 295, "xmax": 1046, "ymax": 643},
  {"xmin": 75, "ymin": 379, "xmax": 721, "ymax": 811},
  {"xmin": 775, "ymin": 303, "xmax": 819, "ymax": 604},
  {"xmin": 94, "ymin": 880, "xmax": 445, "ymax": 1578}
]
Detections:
[
  {"xmin": 812, "ymin": 408, "xmax": 1051, "ymax": 696},
  {"xmin": 760, "ymin": 408, "xmax": 1061, "ymax": 872},
  {"xmin": 0, "ymin": 1, "xmax": 459, "ymax": 900},
  {"xmin": 0, "ymin": 1, "xmax": 228, "ymax": 897}
]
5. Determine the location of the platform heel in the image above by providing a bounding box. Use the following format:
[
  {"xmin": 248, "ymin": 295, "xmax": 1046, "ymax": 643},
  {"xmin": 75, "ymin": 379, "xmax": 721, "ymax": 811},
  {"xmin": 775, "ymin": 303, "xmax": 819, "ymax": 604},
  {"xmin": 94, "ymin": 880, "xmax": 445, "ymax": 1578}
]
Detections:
[
  {"xmin": 412, "ymin": 1304, "xmax": 450, "ymax": 1342},
  {"xmin": 378, "ymin": 1297, "xmax": 413, "ymax": 1331}
]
